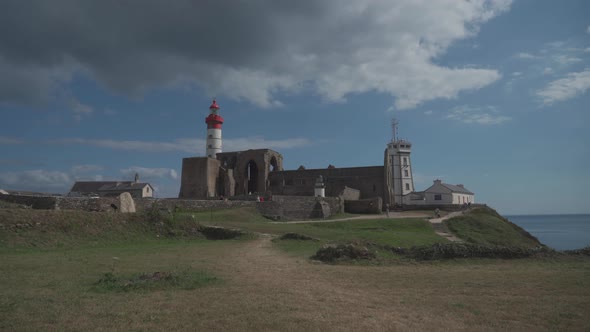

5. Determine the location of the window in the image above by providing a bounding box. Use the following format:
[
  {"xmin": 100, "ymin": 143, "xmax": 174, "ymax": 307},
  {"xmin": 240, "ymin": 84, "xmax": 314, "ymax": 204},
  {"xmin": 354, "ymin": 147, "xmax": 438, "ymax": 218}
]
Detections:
[
  {"xmin": 208, "ymin": 144, "xmax": 212, "ymax": 148},
  {"xmin": 208, "ymin": 134, "xmax": 213, "ymax": 138},
  {"xmin": 146, "ymin": 187, "xmax": 150, "ymax": 193},
  {"xmin": 403, "ymin": 157, "xmax": 408, "ymax": 165},
  {"xmin": 434, "ymin": 194, "xmax": 442, "ymax": 201},
  {"xmin": 404, "ymin": 170, "xmax": 409, "ymax": 177},
  {"xmin": 405, "ymin": 183, "xmax": 410, "ymax": 191}
]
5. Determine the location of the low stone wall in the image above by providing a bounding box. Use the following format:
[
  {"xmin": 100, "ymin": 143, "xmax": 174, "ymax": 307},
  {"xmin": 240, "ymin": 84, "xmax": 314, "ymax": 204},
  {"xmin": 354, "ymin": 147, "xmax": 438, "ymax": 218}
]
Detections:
[
  {"xmin": 345, "ymin": 197, "xmax": 382, "ymax": 214},
  {"xmin": 257, "ymin": 195, "xmax": 343, "ymax": 221},
  {"xmin": 0, "ymin": 194, "xmax": 58, "ymax": 209},
  {"xmin": 56, "ymin": 197, "xmax": 120, "ymax": 212},
  {"xmin": 394, "ymin": 203, "xmax": 487, "ymax": 212},
  {"xmin": 134, "ymin": 198, "xmax": 257, "ymax": 212}
]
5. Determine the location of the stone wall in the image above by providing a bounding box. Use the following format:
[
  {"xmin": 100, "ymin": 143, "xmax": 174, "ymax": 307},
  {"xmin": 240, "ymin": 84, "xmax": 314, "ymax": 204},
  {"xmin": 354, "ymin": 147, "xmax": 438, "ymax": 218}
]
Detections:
[
  {"xmin": 340, "ymin": 186, "xmax": 361, "ymax": 201},
  {"xmin": 269, "ymin": 166, "xmax": 385, "ymax": 200},
  {"xmin": 344, "ymin": 197, "xmax": 383, "ymax": 214},
  {"xmin": 178, "ymin": 157, "xmax": 220, "ymax": 199},
  {"xmin": 394, "ymin": 203, "xmax": 487, "ymax": 212},
  {"xmin": 256, "ymin": 195, "xmax": 343, "ymax": 221},
  {"xmin": 0, "ymin": 194, "xmax": 57, "ymax": 209},
  {"xmin": 134, "ymin": 198, "xmax": 256, "ymax": 212}
]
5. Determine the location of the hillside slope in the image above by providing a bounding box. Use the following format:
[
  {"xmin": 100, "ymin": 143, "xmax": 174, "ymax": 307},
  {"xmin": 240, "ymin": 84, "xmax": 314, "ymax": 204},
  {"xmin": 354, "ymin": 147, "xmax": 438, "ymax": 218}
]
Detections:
[{"xmin": 444, "ymin": 206, "xmax": 542, "ymax": 248}]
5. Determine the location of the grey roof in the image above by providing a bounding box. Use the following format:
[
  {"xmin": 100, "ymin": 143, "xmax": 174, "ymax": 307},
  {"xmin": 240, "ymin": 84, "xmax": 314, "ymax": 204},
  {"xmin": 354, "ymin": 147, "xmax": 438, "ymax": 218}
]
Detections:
[
  {"xmin": 70, "ymin": 181, "xmax": 152, "ymax": 193},
  {"xmin": 441, "ymin": 183, "xmax": 473, "ymax": 195}
]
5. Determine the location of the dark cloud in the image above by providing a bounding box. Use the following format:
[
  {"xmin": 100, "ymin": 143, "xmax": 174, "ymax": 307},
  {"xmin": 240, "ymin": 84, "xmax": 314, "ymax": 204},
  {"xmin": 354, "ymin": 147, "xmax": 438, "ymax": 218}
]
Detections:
[{"xmin": 0, "ymin": 0, "xmax": 511, "ymax": 108}]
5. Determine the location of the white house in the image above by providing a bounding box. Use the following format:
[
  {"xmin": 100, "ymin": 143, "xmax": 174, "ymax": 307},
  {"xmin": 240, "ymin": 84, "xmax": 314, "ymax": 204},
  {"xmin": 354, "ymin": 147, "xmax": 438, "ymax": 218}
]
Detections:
[{"xmin": 423, "ymin": 179, "xmax": 474, "ymax": 205}]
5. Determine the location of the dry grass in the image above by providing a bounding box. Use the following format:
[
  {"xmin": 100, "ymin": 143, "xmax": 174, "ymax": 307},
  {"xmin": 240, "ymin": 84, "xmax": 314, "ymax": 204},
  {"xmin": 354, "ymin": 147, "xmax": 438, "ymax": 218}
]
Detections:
[{"xmin": 1, "ymin": 234, "xmax": 589, "ymax": 331}]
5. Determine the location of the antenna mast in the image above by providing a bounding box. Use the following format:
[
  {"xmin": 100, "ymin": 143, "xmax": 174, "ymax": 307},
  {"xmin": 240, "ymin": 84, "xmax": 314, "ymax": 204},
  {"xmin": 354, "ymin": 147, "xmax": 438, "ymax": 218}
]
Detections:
[{"xmin": 391, "ymin": 118, "xmax": 399, "ymax": 143}]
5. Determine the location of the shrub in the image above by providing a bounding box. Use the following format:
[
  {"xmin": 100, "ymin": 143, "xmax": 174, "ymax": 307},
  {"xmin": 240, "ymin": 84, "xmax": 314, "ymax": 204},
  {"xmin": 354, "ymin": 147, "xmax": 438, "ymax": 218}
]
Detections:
[{"xmin": 312, "ymin": 243, "xmax": 376, "ymax": 262}]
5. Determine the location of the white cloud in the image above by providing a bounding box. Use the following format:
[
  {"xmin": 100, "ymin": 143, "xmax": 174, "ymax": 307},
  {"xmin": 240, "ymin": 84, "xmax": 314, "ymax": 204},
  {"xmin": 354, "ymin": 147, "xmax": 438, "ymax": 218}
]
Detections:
[
  {"xmin": 543, "ymin": 67, "xmax": 553, "ymax": 75},
  {"xmin": 0, "ymin": 136, "xmax": 24, "ymax": 144},
  {"xmin": 511, "ymin": 72, "xmax": 523, "ymax": 76},
  {"xmin": 446, "ymin": 105, "xmax": 511, "ymax": 125},
  {"xmin": 537, "ymin": 69, "xmax": 590, "ymax": 105},
  {"xmin": 553, "ymin": 55, "xmax": 582, "ymax": 65},
  {"xmin": 0, "ymin": 169, "xmax": 71, "ymax": 192},
  {"xmin": 584, "ymin": 47, "xmax": 590, "ymax": 53},
  {"xmin": 0, "ymin": 1, "xmax": 511, "ymax": 110},
  {"xmin": 424, "ymin": 110, "xmax": 434, "ymax": 115},
  {"xmin": 120, "ymin": 167, "xmax": 178, "ymax": 180},
  {"xmin": 515, "ymin": 52, "xmax": 538, "ymax": 59},
  {"xmin": 49, "ymin": 136, "xmax": 311, "ymax": 154},
  {"xmin": 71, "ymin": 164, "xmax": 103, "ymax": 174},
  {"xmin": 587, "ymin": 25, "xmax": 590, "ymax": 34}
]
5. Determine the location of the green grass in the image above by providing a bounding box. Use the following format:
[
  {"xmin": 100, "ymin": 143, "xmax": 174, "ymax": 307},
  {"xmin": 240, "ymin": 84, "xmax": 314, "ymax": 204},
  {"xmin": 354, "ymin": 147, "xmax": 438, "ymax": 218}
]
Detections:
[
  {"xmin": 444, "ymin": 207, "xmax": 541, "ymax": 248},
  {"xmin": 92, "ymin": 269, "xmax": 220, "ymax": 293}
]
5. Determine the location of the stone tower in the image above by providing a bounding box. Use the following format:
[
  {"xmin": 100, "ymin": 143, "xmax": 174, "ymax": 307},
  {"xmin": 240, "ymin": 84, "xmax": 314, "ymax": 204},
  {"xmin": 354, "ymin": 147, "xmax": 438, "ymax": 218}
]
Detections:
[
  {"xmin": 384, "ymin": 120, "xmax": 415, "ymax": 206},
  {"xmin": 205, "ymin": 99, "xmax": 224, "ymax": 158}
]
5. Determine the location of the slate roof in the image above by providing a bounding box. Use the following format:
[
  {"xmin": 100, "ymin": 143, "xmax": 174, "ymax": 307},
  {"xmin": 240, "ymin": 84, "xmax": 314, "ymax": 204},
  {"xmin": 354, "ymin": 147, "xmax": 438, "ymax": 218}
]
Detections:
[
  {"xmin": 440, "ymin": 183, "xmax": 474, "ymax": 195},
  {"xmin": 70, "ymin": 181, "xmax": 152, "ymax": 194}
]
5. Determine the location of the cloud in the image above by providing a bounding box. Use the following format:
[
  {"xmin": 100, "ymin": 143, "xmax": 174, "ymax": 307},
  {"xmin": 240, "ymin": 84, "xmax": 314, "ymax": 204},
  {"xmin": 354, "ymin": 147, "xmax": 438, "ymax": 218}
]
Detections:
[
  {"xmin": 0, "ymin": 0, "xmax": 510, "ymax": 110},
  {"xmin": 48, "ymin": 136, "xmax": 311, "ymax": 154},
  {"xmin": 515, "ymin": 52, "xmax": 538, "ymax": 59},
  {"xmin": 511, "ymin": 72, "xmax": 523, "ymax": 76},
  {"xmin": 446, "ymin": 105, "xmax": 511, "ymax": 125},
  {"xmin": 71, "ymin": 164, "xmax": 103, "ymax": 174},
  {"xmin": 537, "ymin": 69, "xmax": 590, "ymax": 105},
  {"xmin": 424, "ymin": 110, "xmax": 434, "ymax": 116},
  {"xmin": 587, "ymin": 25, "xmax": 590, "ymax": 34},
  {"xmin": 553, "ymin": 55, "xmax": 582, "ymax": 65},
  {"xmin": 0, "ymin": 169, "xmax": 71, "ymax": 192},
  {"xmin": 120, "ymin": 167, "xmax": 178, "ymax": 180},
  {"xmin": 0, "ymin": 136, "xmax": 24, "ymax": 144}
]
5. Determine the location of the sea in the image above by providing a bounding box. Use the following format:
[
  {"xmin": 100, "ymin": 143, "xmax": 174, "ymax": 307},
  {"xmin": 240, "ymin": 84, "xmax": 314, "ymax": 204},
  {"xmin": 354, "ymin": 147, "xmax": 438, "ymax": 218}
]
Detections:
[{"xmin": 505, "ymin": 214, "xmax": 590, "ymax": 251}]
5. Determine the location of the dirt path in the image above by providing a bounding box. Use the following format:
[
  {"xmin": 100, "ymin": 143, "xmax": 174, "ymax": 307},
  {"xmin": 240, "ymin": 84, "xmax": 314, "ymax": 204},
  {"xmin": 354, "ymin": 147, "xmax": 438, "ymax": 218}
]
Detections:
[{"xmin": 428, "ymin": 210, "xmax": 465, "ymax": 242}]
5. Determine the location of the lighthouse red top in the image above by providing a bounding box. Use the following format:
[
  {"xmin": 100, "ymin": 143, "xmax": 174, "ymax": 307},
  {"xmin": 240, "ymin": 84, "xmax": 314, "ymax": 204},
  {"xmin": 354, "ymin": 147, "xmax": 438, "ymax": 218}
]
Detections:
[
  {"xmin": 209, "ymin": 99, "xmax": 220, "ymax": 110},
  {"xmin": 205, "ymin": 99, "xmax": 224, "ymax": 129}
]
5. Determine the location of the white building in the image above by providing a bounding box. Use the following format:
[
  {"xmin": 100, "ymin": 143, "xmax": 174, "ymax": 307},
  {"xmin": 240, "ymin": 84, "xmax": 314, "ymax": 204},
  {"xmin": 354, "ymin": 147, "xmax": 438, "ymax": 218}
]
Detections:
[
  {"xmin": 423, "ymin": 179, "xmax": 474, "ymax": 205},
  {"xmin": 384, "ymin": 139, "xmax": 415, "ymax": 206}
]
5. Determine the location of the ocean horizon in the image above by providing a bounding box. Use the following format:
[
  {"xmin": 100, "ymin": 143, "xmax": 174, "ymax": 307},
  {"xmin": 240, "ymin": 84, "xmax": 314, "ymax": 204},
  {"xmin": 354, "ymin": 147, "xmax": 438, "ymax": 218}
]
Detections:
[{"xmin": 505, "ymin": 214, "xmax": 590, "ymax": 251}]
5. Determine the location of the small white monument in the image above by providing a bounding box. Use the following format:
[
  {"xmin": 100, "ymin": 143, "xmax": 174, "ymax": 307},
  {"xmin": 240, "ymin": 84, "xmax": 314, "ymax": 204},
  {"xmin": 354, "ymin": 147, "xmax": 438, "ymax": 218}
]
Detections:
[{"xmin": 314, "ymin": 175, "xmax": 325, "ymax": 198}]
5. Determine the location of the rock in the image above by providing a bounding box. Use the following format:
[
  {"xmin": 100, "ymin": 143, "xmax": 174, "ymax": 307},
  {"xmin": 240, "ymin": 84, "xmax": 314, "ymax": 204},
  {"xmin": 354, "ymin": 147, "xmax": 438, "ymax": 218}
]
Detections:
[{"xmin": 119, "ymin": 192, "xmax": 136, "ymax": 213}]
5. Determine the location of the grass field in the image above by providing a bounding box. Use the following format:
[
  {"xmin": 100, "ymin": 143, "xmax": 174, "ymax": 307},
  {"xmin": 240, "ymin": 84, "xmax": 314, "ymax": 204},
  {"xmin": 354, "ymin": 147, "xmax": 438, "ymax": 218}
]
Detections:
[{"xmin": 1, "ymin": 206, "xmax": 589, "ymax": 330}]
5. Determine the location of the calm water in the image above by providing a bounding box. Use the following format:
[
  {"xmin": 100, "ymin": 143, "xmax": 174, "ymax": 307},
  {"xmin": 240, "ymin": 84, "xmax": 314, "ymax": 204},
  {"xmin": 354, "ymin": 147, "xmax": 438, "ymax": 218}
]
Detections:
[{"xmin": 506, "ymin": 214, "xmax": 590, "ymax": 250}]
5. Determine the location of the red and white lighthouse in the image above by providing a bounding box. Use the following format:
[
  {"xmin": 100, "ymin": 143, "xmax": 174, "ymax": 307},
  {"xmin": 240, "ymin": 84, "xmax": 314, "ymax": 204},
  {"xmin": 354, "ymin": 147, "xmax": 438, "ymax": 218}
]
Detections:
[{"xmin": 205, "ymin": 99, "xmax": 224, "ymax": 158}]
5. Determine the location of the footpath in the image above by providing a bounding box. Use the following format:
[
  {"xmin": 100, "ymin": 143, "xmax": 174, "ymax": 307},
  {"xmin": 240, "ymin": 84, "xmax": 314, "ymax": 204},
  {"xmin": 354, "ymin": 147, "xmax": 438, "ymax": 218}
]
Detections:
[{"xmin": 428, "ymin": 210, "xmax": 466, "ymax": 242}]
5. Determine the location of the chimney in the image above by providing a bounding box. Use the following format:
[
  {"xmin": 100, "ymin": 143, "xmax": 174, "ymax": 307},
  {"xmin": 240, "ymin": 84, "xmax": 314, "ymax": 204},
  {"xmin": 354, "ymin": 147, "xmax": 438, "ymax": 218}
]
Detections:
[
  {"xmin": 457, "ymin": 184, "xmax": 464, "ymax": 188},
  {"xmin": 434, "ymin": 179, "xmax": 442, "ymax": 185}
]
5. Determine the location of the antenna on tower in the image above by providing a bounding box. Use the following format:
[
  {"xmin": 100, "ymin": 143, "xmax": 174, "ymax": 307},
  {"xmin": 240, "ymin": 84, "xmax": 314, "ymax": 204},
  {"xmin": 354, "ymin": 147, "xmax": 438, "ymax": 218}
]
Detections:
[{"xmin": 391, "ymin": 118, "xmax": 399, "ymax": 143}]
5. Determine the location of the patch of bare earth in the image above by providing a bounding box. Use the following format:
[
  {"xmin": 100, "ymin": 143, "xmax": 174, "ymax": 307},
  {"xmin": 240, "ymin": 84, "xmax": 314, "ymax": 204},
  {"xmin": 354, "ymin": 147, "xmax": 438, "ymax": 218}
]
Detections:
[{"xmin": 172, "ymin": 235, "xmax": 588, "ymax": 331}]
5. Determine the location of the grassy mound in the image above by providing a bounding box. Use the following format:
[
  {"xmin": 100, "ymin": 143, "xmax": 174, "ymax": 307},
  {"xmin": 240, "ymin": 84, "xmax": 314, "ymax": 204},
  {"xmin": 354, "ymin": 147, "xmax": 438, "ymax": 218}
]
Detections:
[
  {"xmin": 0, "ymin": 206, "xmax": 254, "ymax": 250},
  {"xmin": 444, "ymin": 207, "xmax": 542, "ymax": 248}
]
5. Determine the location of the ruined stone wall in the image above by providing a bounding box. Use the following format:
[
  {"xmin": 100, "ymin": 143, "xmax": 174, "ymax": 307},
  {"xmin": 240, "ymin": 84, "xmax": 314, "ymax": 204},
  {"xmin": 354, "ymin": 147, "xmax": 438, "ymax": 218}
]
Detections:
[
  {"xmin": 344, "ymin": 197, "xmax": 383, "ymax": 214},
  {"xmin": 256, "ymin": 195, "xmax": 343, "ymax": 221},
  {"xmin": 268, "ymin": 166, "xmax": 385, "ymax": 199},
  {"xmin": 178, "ymin": 157, "xmax": 220, "ymax": 199}
]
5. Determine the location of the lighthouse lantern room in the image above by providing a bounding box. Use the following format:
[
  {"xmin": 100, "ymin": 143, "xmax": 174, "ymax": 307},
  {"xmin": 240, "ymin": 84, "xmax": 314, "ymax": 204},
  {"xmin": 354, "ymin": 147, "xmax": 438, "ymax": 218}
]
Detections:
[{"xmin": 205, "ymin": 99, "xmax": 224, "ymax": 158}]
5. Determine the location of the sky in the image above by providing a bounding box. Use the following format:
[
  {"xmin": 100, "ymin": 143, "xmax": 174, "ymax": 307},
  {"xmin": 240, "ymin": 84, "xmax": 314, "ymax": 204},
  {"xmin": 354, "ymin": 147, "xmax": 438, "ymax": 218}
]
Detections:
[{"xmin": 0, "ymin": 0, "xmax": 588, "ymax": 215}]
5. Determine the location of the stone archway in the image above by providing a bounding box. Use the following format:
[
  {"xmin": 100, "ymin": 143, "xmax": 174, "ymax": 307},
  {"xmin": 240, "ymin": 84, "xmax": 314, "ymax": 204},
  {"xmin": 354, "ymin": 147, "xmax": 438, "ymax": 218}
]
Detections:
[
  {"xmin": 246, "ymin": 160, "xmax": 259, "ymax": 194},
  {"xmin": 269, "ymin": 156, "xmax": 278, "ymax": 172}
]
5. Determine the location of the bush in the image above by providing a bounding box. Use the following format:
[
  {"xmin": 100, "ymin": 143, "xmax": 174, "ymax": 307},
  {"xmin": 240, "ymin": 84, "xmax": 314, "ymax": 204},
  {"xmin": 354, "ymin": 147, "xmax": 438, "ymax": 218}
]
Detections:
[
  {"xmin": 279, "ymin": 233, "xmax": 319, "ymax": 241},
  {"xmin": 406, "ymin": 243, "xmax": 552, "ymax": 260},
  {"xmin": 312, "ymin": 243, "xmax": 376, "ymax": 262},
  {"xmin": 197, "ymin": 225, "xmax": 245, "ymax": 240},
  {"xmin": 563, "ymin": 246, "xmax": 590, "ymax": 256}
]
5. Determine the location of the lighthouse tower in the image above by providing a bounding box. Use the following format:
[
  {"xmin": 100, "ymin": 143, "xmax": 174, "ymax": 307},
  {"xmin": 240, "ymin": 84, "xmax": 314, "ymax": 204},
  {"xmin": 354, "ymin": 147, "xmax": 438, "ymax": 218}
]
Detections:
[{"xmin": 205, "ymin": 99, "xmax": 224, "ymax": 158}]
